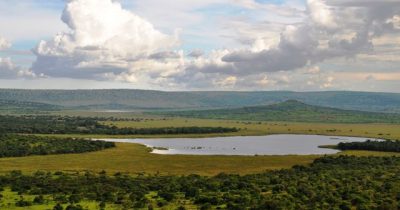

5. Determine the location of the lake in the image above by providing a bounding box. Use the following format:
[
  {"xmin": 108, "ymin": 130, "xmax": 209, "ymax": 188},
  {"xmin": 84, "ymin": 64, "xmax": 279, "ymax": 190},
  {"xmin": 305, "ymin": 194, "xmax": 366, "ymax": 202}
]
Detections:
[{"xmin": 100, "ymin": 135, "xmax": 381, "ymax": 156}]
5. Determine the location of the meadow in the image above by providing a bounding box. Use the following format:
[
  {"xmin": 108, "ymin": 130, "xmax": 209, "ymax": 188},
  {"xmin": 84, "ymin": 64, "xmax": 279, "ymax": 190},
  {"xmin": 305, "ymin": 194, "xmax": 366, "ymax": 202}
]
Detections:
[
  {"xmin": 103, "ymin": 117, "xmax": 400, "ymax": 140},
  {"xmin": 0, "ymin": 116, "xmax": 399, "ymax": 176}
]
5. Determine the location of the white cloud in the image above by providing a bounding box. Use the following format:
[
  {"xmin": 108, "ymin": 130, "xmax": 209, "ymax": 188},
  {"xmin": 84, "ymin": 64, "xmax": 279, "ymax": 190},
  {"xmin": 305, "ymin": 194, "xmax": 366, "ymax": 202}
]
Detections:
[
  {"xmin": 0, "ymin": 57, "xmax": 35, "ymax": 79},
  {"xmin": 25, "ymin": 0, "xmax": 400, "ymax": 91},
  {"xmin": 307, "ymin": 0, "xmax": 337, "ymax": 28},
  {"xmin": 189, "ymin": 0, "xmax": 400, "ymax": 79},
  {"xmin": 306, "ymin": 66, "xmax": 321, "ymax": 74},
  {"xmin": 0, "ymin": 37, "xmax": 11, "ymax": 50},
  {"xmin": 213, "ymin": 76, "xmax": 237, "ymax": 88},
  {"xmin": 321, "ymin": 76, "xmax": 335, "ymax": 88},
  {"xmin": 0, "ymin": 36, "xmax": 34, "ymax": 79},
  {"xmin": 31, "ymin": 0, "xmax": 179, "ymax": 81}
]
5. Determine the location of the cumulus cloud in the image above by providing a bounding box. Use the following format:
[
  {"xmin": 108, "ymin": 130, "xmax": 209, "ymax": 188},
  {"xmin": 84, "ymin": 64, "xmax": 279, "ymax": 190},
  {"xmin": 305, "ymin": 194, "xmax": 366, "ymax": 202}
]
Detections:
[
  {"xmin": 188, "ymin": 0, "xmax": 400, "ymax": 79},
  {"xmin": 0, "ymin": 57, "xmax": 17, "ymax": 78},
  {"xmin": 0, "ymin": 36, "xmax": 11, "ymax": 50},
  {"xmin": 31, "ymin": 0, "xmax": 179, "ymax": 80},
  {"xmin": 27, "ymin": 0, "xmax": 400, "ymax": 90},
  {"xmin": 307, "ymin": 0, "xmax": 337, "ymax": 28},
  {"xmin": 0, "ymin": 36, "xmax": 35, "ymax": 79},
  {"xmin": 0, "ymin": 57, "xmax": 35, "ymax": 79}
]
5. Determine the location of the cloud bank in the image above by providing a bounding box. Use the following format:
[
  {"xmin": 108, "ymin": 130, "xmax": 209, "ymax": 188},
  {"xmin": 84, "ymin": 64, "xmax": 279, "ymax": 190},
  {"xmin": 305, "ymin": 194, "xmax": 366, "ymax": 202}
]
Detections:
[{"xmin": 29, "ymin": 0, "xmax": 400, "ymax": 90}]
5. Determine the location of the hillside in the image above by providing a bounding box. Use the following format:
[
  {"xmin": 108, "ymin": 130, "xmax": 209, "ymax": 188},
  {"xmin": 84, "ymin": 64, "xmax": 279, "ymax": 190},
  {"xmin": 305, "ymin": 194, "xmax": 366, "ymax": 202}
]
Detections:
[
  {"xmin": 0, "ymin": 89, "xmax": 399, "ymax": 112},
  {"xmin": 158, "ymin": 100, "xmax": 400, "ymax": 123},
  {"xmin": 0, "ymin": 99, "xmax": 62, "ymax": 113}
]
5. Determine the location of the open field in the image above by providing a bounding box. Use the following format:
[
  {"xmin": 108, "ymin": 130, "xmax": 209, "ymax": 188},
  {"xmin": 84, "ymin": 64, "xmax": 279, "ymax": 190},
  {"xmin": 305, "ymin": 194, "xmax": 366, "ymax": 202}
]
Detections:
[
  {"xmin": 0, "ymin": 142, "xmax": 319, "ymax": 176},
  {"xmin": 31, "ymin": 117, "xmax": 400, "ymax": 139},
  {"xmin": 1, "ymin": 140, "xmax": 399, "ymax": 176},
  {"xmin": 103, "ymin": 118, "xmax": 400, "ymax": 140},
  {"xmin": 1, "ymin": 142, "xmax": 399, "ymax": 176},
  {"xmin": 1, "ymin": 110, "xmax": 399, "ymax": 175},
  {"xmin": 0, "ymin": 117, "xmax": 398, "ymax": 176},
  {"xmin": 157, "ymin": 100, "xmax": 400, "ymax": 123}
]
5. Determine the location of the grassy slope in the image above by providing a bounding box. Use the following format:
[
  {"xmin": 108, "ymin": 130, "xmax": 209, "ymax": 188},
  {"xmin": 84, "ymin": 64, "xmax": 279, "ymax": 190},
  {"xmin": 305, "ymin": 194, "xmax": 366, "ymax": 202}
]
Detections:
[
  {"xmin": 0, "ymin": 118, "xmax": 399, "ymax": 176},
  {"xmin": 158, "ymin": 100, "xmax": 400, "ymax": 123}
]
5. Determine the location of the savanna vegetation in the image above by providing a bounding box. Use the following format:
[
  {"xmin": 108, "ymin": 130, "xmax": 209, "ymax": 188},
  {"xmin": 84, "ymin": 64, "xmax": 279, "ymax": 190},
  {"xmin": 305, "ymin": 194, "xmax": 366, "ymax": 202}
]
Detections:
[
  {"xmin": 1, "ymin": 116, "xmax": 399, "ymax": 176},
  {"xmin": 338, "ymin": 140, "xmax": 400, "ymax": 153},
  {"xmin": 101, "ymin": 117, "xmax": 400, "ymax": 139},
  {"xmin": 0, "ymin": 134, "xmax": 115, "ymax": 158},
  {"xmin": 158, "ymin": 100, "xmax": 400, "ymax": 123},
  {"xmin": 1, "ymin": 156, "xmax": 400, "ymax": 209},
  {"xmin": 0, "ymin": 115, "xmax": 238, "ymax": 135},
  {"xmin": 0, "ymin": 92, "xmax": 400, "ymax": 209}
]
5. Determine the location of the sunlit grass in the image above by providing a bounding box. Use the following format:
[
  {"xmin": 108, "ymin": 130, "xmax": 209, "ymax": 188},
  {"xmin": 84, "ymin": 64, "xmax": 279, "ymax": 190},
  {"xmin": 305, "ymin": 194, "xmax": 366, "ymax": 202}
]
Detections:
[{"xmin": 2, "ymin": 116, "xmax": 400, "ymax": 176}]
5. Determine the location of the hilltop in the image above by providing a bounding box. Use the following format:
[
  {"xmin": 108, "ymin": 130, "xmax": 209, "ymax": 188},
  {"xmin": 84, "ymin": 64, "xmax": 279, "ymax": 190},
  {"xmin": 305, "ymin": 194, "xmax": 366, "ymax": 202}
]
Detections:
[{"xmin": 158, "ymin": 100, "xmax": 400, "ymax": 123}]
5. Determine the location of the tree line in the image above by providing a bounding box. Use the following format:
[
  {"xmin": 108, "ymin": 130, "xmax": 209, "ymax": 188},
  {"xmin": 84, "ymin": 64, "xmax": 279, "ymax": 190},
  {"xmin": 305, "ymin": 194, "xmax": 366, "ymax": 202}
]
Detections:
[
  {"xmin": 0, "ymin": 115, "xmax": 238, "ymax": 135},
  {"xmin": 338, "ymin": 140, "xmax": 400, "ymax": 152},
  {"xmin": 0, "ymin": 134, "xmax": 115, "ymax": 158},
  {"xmin": 1, "ymin": 155, "xmax": 400, "ymax": 209}
]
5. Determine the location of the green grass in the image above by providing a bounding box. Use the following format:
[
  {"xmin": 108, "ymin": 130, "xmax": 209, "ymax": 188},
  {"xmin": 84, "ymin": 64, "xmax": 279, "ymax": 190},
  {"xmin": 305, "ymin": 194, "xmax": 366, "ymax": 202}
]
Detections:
[
  {"xmin": 1, "ymin": 110, "xmax": 399, "ymax": 176},
  {"xmin": 156, "ymin": 100, "xmax": 400, "ymax": 123},
  {"xmin": 0, "ymin": 143, "xmax": 319, "ymax": 176},
  {"xmin": 0, "ymin": 141, "xmax": 397, "ymax": 176},
  {"xmin": 102, "ymin": 118, "xmax": 400, "ymax": 140},
  {"xmin": 0, "ymin": 188, "xmax": 112, "ymax": 210},
  {"xmin": 0, "ymin": 117, "xmax": 399, "ymax": 176}
]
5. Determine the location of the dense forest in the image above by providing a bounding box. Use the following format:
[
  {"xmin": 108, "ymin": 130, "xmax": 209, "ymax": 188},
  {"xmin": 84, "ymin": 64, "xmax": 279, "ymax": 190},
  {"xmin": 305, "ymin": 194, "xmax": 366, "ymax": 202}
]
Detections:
[
  {"xmin": 0, "ymin": 134, "xmax": 115, "ymax": 157},
  {"xmin": 0, "ymin": 156, "xmax": 400, "ymax": 209},
  {"xmin": 159, "ymin": 100, "xmax": 400, "ymax": 123},
  {"xmin": 0, "ymin": 115, "xmax": 238, "ymax": 135},
  {"xmin": 338, "ymin": 140, "xmax": 400, "ymax": 152}
]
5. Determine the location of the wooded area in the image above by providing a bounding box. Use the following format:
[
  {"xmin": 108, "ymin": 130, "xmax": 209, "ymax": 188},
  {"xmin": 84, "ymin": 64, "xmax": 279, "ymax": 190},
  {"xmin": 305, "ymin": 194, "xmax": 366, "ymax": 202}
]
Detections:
[
  {"xmin": 0, "ymin": 115, "xmax": 238, "ymax": 135},
  {"xmin": 0, "ymin": 156, "xmax": 399, "ymax": 209},
  {"xmin": 0, "ymin": 134, "xmax": 115, "ymax": 157}
]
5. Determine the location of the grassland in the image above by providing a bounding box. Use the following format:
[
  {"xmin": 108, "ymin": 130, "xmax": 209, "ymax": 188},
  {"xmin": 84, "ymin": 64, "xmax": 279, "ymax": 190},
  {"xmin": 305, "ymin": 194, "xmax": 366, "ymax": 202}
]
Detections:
[
  {"xmin": 0, "ymin": 142, "xmax": 320, "ymax": 176},
  {"xmin": 0, "ymin": 117, "xmax": 398, "ymax": 176},
  {"xmin": 157, "ymin": 100, "xmax": 400, "ymax": 123},
  {"xmin": 103, "ymin": 117, "xmax": 400, "ymax": 140},
  {"xmin": 0, "ymin": 142, "xmax": 397, "ymax": 176}
]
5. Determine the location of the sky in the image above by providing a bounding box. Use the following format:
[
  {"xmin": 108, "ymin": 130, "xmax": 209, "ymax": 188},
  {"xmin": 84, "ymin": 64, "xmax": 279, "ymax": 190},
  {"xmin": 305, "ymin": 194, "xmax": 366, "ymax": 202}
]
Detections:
[{"xmin": 0, "ymin": 0, "xmax": 400, "ymax": 92}]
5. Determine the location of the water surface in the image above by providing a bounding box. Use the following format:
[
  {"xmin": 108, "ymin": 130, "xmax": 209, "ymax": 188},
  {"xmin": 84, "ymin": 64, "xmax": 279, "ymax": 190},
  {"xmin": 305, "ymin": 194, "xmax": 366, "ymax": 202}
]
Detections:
[{"xmin": 101, "ymin": 135, "xmax": 380, "ymax": 156}]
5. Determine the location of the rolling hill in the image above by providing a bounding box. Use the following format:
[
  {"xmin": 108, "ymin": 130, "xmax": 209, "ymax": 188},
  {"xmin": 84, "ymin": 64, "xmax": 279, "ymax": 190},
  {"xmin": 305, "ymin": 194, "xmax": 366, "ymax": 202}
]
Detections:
[
  {"xmin": 0, "ymin": 99, "xmax": 62, "ymax": 113},
  {"xmin": 0, "ymin": 89, "xmax": 399, "ymax": 112},
  {"xmin": 158, "ymin": 100, "xmax": 400, "ymax": 123}
]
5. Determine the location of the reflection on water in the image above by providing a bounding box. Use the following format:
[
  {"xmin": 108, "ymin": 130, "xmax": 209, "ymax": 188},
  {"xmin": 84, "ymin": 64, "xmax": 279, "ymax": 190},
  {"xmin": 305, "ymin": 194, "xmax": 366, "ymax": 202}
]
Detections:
[{"xmin": 100, "ymin": 135, "xmax": 381, "ymax": 156}]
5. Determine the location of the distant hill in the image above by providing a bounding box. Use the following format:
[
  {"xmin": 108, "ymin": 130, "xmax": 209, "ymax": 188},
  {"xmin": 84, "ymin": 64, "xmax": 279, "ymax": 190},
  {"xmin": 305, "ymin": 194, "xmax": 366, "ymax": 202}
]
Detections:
[
  {"xmin": 158, "ymin": 100, "xmax": 400, "ymax": 123},
  {"xmin": 0, "ymin": 89, "xmax": 399, "ymax": 113}
]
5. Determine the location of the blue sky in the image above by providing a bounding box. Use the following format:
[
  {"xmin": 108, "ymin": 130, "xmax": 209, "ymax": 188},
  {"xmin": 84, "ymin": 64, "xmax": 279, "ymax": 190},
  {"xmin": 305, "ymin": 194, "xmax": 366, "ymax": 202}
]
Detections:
[{"xmin": 0, "ymin": 0, "xmax": 399, "ymax": 92}]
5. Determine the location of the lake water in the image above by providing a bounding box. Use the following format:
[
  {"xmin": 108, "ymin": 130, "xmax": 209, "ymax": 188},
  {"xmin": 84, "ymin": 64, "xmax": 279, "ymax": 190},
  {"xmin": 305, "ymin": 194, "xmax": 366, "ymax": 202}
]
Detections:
[{"xmin": 100, "ymin": 135, "xmax": 381, "ymax": 156}]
